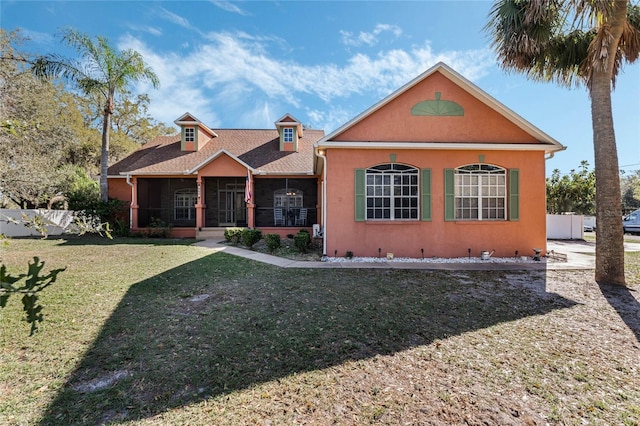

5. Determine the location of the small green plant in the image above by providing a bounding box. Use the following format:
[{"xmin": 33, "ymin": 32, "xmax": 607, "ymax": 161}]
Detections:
[
  {"xmin": 241, "ymin": 228, "xmax": 262, "ymax": 248},
  {"xmin": 0, "ymin": 257, "xmax": 66, "ymax": 336},
  {"xmin": 264, "ymin": 233, "xmax": 281, "ymax": 252},
  {"xmin": 224, "ymin": 227, "xmax": 244, "ymax": 244},
  {"xmin": 147, "ymin": 217, "xmax": 173, "ymax": 238},
  {"xmin": 294, "ymin": 230, "xmax": 311, "ymax": 253},
  {"xmin": 345, "ymin": 251, "xmax": 354, "ymax": 259}
]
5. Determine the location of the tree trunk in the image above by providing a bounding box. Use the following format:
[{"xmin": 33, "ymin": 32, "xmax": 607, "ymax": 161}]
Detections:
[
  {"xmin": 590, "ymin": 1, "xmax": 628, "ymax": 286},
  {"xmin": 99, "ymin": 96, "xmax": 112, "ymax": 203}
]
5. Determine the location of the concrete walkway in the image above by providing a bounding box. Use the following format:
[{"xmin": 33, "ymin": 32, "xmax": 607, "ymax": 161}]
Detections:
[{"xmin": 193, "ymin": 238, "xmax": 640, "ymax": 271}]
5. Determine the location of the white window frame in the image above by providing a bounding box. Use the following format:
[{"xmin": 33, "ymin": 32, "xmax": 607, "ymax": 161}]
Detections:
[
  {"xmin": 274, "ymin": 188, "xmax": 303, "ymax": 208},
  {"xmin": 283, "ymin": 127, "xmax": 293, "ymax": 142},
  {"xmin": 174, "ymin": 189, "xmax": 197, "ymax": 221},
  {"xmin": 365, "ymin": 164, "xmax": 419, "ymax": 220},
  {"xmin": 454, "ymin": 164, "xmax": 506, "ymax": 220},
  {"xmin": 185, "ymin": 127, "xmax": 195, "ymax": 142}
]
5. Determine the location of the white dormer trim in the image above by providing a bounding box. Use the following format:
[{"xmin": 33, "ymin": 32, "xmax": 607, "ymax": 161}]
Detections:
[
  {"xmin": 174, "ymin": 112, "xmax": 218, "ymax": 138},
  {"xmin": 274, "ymin": 113, "xmax": 303, "ymax": 137}
]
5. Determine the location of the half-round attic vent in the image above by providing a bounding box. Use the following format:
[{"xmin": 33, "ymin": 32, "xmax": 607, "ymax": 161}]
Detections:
[{"xmin": 411, "ymin": 92, "xmax": 464, "ymax": 116}]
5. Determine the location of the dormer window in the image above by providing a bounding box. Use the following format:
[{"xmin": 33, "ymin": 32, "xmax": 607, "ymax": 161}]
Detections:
[
  {"xmin": 185, "ymin": 128, "xmax": 195, "ymax": 142},
  {"xmin": 283, "ymin": 128, "xmax": 293, "ymax": 143}
]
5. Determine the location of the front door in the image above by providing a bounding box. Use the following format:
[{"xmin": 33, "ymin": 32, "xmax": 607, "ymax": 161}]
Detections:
[{"xmin": 218, "ymin": 190, "xmax": 247, "ymax": 226}]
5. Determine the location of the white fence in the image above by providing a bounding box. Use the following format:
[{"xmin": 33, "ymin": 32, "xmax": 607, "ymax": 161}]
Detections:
[
  {"xmin": 0, "ymin": 209, "xmax": 76, "ymax": 237},
  {"xmin": 546, "ymin": 214, "xmax": 585, "ymax": 240}
]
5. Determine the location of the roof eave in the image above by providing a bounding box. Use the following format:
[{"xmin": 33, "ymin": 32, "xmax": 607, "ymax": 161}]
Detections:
[{"xmin": 316, "ymin": 140, "xmax": 566, "ymax": 153}]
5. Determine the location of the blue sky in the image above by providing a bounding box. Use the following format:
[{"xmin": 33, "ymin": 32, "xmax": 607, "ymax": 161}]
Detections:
[{"xmin": 2, "ymin": 0, "xmax": 639, "ymax": 175}]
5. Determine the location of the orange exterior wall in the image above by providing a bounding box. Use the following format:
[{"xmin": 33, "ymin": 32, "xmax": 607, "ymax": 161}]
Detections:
[
  {"xmin": 108, "ymin": 178, "xmax": 132, "ymax": 204},
  {"xmin": 336, "ymin": 71, "xmax": 538, "ymax": 144},
  {"xmin": 324, "ymin": 149, "xmax": 547, "ymax": 259},
  {"xmin": 198, "ymin": 153, "xmax": 248, "ymax": 177}
]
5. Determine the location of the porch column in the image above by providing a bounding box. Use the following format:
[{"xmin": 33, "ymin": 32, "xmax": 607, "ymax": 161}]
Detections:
[
  {"xmin": 196, "ymin": 176, "xmax": 205, "ymax": 229},
  {"xmin": 247, "ymin": 175, "xmax": 255, "ymax": 228},
  {"xmin": 130, "ymin": 177, "xmax": 139, "ymax": 230}
]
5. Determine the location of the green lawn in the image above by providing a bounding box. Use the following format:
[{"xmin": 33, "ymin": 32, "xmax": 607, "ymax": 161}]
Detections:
[{"xmin": 1, "ymin": 237, "xmax": 639, "ymax": 425}]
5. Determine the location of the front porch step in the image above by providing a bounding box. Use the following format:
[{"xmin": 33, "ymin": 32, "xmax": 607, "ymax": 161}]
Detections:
[{"xmin": 196, "ymin": 228, "xmax": 227, "ymax": 241}]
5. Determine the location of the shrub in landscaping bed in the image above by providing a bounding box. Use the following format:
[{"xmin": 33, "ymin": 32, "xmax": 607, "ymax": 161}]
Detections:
[
  {"xmin": 241, "ymin": 228, "xmax": 262, "ymax": 248},
  {"xmin": 224, "ymin": 227, "xmax": 244, "ymax": 244},
  {"xmin": 294, "ymin": 230, "xmax": 311, "ymax": 253},
  {"xmin": 264, "ymin": 233, "xmax": 281, "ymax": 252}
]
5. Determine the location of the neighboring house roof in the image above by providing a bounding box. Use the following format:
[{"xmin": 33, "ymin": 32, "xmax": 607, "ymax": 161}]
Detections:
[
  {"xmin": 317, "ymin": 61, "xmax": 566, "ymax": 154},
  {"xmin": 108, "ymin": 128, "xmax": 325, "ymax": 177}
]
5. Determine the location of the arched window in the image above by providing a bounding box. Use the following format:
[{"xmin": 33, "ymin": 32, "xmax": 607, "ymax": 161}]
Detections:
[
  {"xmin": 455, "ymin": 164, "xmax": 506, "ymax": 220},
  {"xmin": 274, "ymin": 188, "xmax": 303, "ymax": 209},
  {"xmin": 174, "ymin": 188, "xmax": 197, "ymax": 220},
  {"xmin": 366, "ymin": 164, "xmax": 419, "ymax": 220}
]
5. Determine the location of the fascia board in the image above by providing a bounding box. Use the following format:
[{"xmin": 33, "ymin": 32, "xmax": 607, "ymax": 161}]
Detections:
[{"xmin": 316, "ymin": 141, "xmax": 566, "ymax": 153}]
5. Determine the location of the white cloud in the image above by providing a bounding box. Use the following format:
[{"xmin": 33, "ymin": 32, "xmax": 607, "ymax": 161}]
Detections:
[
  {"xmin": 306, "ymin": 106, "xmax": 353, "ymax": 134},
  {"xmin": 19, "ymin": 29, "xmax": 54, "ymax": 45},
  {"xmin": 209, "ymin": 0, "xmax": 249, "ymax": 16},
  {"xmin": 117, "ymin": 31, "xmax": 494, "ymax": 130},
  {"xmin": 158, "ymin": 7, "xmax": 191, "ymax": 29},
  {"xmin": 340, "ymin": 23, "xmax": 403, "ymax": 47},
  {"xmin": 125, "ymin": 24, "xmax": 162, "ymax": 37}
]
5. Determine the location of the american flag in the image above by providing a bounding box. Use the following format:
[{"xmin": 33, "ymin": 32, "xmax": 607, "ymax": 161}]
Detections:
[{"xmin": 244, "ymin": 170, "xmax": 252, "ymax": 203}]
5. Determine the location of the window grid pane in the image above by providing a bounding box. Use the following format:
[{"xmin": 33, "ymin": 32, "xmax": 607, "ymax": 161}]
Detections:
[
  {"xmin": 365, "ymin": 164, "xmax": 419, "ymax": 221},
  {"xmin": 174, "ymin": 190, "xmax": 197, "ymax": 220},
  {"xmin": 454, "ymin": 165, "xmax": 506, "ymax": 220}
]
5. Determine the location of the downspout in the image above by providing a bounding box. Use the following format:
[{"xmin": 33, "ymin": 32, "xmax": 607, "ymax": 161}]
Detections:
[
  {"xmin": 315, "ymin": 147, "xmax": 328, "ymax": 257},
  {"xmin": 126, "ymin": 174, "xmax": 134, "ymax": 229}
]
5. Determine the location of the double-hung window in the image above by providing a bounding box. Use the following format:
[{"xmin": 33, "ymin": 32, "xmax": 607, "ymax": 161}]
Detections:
[
  {"xmin": 454, "ymin": 164, "xmax": 506, "ymax": 220},
  {"xmin": 366, "ymin": 164, "xmax": 419, "ymax": 220},
  {"xmin": 174, "ymin": 189, "xmax": 197, "ymax": 221}
]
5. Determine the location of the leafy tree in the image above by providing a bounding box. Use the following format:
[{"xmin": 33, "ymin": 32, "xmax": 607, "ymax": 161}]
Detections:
[
  {"xmin": 620, "ymin": 169, "xmax": 640, "ymax": 213},
  {"xmin": 547, "ymin": 161, "xmax": 596, "ymax": 215},
  {"xmin": 0, "ymin": 30, "xmax": 92, "ymax": 208},
  {"xmin": 486, "ymin": 0, "xmax": 640, "ymax": 286},
  {"xmin": 33, "ymin": 28, "xmax": 160, "ymax": 202}
]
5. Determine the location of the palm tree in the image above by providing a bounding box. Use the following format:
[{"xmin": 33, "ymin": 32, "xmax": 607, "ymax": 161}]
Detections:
[
  {"xmin": 486, "ymin": 0, "xmax": 640, "ymax": 286},
  {"xmin": 32, "ymin": 28, "xmax": 159, "ymax": 202}
]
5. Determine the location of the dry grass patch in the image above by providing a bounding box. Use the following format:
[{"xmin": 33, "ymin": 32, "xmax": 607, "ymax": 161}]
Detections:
[{"xmin": 1, "ymin": 237, "xmax": 639, "ymax": 425}]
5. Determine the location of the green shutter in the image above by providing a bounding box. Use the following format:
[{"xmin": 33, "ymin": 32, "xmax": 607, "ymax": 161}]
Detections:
[
  {"xmin": 180, "ymin": 127, "xmax": 185, "ymax": 150},
  {"xmin": 444, "ymin": 168, "xmax": 455, "ymax": 221},
  {"xmin": 421, "ymin": 169, "xmax": 432, "ymax": 221},
  {"xmin": 355, "ymin": 169, "xmax": 365, "ymax": 221},
  {"xmin": 509, "ymin": 169, "xmax": 520, "ymax": 221}
]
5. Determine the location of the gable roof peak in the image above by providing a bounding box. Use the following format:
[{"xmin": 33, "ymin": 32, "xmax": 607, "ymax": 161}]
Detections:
[
  {"xmin": 275, "ymin": 113, "xmax": 303, "ymax": 137},
  {"xmin": 275, "ymin": 113, "xmax": 301, "ymax": 125},
  {"xmin": 318, "ymin": 62, "xmax": 564, "ymax": 152},
  {"xmin": 174, "ymin": 112, "xmax": 217, "ymax": 138}
]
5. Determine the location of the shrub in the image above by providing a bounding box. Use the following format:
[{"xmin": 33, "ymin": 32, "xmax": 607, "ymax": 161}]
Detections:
[
  {"xmin": 241, "ymin": 228, "xmax": 262, "ymax": 248},
  {"xmin": 345, "ymin": 251, "xmax": 354, "ymax": 259},
  {"xmin": 224, "ymin": 227, "xmax": 244, "ymax": 244},
  {"xmin": 264, "ymin": 233, "xmax": 281, "ymax": 252},
  {"xmin": 294, "ymin": 230, "xmax": 311, "ymax": 253},
  {"xmin": 147, "ymin": 217, "xmax": 172, "ymax": 238}
]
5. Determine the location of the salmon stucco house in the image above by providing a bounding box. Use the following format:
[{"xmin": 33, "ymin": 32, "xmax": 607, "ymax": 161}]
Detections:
[{"xmin": 108, "ymin": 62, "xmax": 565, "ymax": 258}]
